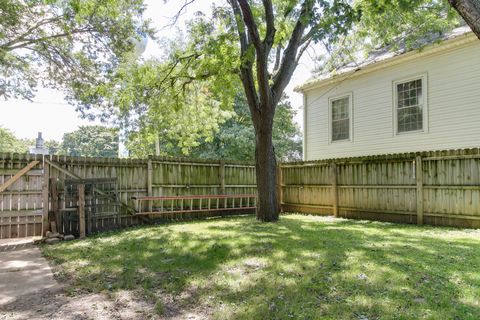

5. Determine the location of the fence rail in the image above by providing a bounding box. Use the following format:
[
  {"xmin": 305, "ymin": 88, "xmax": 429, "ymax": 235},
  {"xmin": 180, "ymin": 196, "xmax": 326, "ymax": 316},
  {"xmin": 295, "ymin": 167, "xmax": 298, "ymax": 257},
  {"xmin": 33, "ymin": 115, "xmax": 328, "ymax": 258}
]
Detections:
[{"xmin": 133, "ymin": 194, "xmax": 257, "ymax": 217}]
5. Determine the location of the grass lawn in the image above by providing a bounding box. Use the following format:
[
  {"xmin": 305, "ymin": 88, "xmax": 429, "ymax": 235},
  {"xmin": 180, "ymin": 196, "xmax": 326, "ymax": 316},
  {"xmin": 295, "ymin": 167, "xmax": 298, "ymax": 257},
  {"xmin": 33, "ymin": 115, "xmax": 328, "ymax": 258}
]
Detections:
[{"xmin": 42, "ymin": 214, "xmax": 480, "ymax": 320}]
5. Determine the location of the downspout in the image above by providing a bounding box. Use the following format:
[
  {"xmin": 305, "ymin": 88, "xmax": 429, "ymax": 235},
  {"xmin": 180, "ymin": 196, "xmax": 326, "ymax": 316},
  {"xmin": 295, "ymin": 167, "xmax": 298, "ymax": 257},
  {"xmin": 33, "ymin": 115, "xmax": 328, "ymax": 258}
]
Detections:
[{"xmin": 302, "ymin": 93, "xmax": 307, "ymax": 161}]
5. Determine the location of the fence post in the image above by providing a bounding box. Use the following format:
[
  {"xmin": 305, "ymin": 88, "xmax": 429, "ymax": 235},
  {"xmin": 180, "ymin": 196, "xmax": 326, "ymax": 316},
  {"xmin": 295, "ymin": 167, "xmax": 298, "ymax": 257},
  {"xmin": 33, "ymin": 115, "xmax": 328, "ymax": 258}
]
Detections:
[
  {"xmin": 219, "ymin": 160, "xmax": 225, "ymax": 195},
  {"xmin": 415, "ymin": 156, "xmax": 424, "ymax": 225},
  {"xmin": 78, "ymin": 184, "xmax": 86, "ymax": 238},
  {"xmin": 147, "ymin": 158, "xmax": 153, "ymax": 212},
  {"xmin": 50, "ymin": 177, "xmax": 59, "ymax": 233},
  {"xmin": 330, "ymin": 162, "xmax": 339, "ymax": 217},
  {"xmin": 277, "ymin": 164, "xmax": 283, "ymax": 212},
  {"xmin": 42, "ymin": 160, "xmax": 50, "ymax": 236}
]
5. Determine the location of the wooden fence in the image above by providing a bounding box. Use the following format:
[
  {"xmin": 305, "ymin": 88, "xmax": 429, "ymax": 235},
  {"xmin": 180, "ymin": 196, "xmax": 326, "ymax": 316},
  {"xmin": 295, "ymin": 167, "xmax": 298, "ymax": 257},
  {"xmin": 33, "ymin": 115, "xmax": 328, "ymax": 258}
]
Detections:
[
  {"xmin": 2, "ymin": 148, "xmax": 479, "ymax": 239},
  {"xmin": 0, "ymin": 153, "xmax": 256, "ymax": 239},
  {"xmin": 281, "ymin": 149, "xmax": 480, "ymax": 228},
  {"xmin": 0, "ymin": 154, "xmax": 44, "ymax": 238},
  {"xmin": 45, "ymin": 156, "xmax": 256, "ymax": 212}
]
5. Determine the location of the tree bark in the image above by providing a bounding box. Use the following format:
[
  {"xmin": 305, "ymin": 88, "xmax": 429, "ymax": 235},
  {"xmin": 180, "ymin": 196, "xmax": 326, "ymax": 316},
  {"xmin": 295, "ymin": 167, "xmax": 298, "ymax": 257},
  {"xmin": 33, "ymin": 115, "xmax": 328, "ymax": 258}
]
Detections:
[
  {"xmin": 449, "ymin": 0, "xmax": 480, "ymax": 39},
  {"xmin": 254, "ymin": 117, "xmax": 279, "ymax": 222}
]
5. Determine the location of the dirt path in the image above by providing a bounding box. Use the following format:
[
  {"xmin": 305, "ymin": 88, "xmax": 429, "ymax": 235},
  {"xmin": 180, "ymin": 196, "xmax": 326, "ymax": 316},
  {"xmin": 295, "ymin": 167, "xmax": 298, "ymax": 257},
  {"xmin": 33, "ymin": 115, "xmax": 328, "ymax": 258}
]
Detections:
[
  {"xmin": 0, "ymin": 238, "xmax": 63, "ymax": 319},
  {"xmin": 0, "ymin": 238, "xmax": 199, "ymax": 320},
  {"xmin": 0, "ymin": 238, "xmax": 62, "ymax": 305}
]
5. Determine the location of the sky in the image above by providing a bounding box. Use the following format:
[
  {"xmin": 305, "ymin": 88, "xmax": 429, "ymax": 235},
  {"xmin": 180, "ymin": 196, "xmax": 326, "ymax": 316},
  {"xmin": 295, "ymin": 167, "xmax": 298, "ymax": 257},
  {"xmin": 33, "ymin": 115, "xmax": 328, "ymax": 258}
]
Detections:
[{"xmin": 0, "ymin": 0, "xmax": 315, "ymax": 142}]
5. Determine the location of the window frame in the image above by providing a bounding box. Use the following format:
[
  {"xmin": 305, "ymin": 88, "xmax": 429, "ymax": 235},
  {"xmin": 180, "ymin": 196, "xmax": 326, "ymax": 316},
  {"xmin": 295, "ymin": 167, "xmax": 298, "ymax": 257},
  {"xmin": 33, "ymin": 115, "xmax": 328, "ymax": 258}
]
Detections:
[
  {"xmin": 393, "ymin": 73, "xmax": 428, "ymax": 135},
  {"xmin": 328, "ymin": 92, "xmax": 353, "ymax": 144}
]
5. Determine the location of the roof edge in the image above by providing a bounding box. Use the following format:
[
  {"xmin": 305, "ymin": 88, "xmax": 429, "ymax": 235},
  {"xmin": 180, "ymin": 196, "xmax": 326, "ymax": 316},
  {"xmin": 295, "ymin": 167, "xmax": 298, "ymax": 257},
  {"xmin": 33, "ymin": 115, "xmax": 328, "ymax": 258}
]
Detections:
[{"xmin": 295, "ymin": 31, "xmax": 477, "ymax": 93}]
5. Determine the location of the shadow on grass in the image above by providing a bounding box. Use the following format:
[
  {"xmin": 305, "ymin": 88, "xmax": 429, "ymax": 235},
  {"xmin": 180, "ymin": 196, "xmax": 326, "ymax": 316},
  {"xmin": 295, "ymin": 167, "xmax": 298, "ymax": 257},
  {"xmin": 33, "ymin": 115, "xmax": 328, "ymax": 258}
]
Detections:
[{"xmin": 42, "ymin": 215, "xmax": 480, "ymax": 320}]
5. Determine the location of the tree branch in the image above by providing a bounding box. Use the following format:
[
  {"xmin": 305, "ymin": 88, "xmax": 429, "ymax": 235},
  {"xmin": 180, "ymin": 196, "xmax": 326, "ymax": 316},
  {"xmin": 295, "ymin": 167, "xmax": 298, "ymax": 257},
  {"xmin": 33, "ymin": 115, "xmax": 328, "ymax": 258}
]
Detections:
[
  {"xmin": 300, "ymin": 25, "xmax": 318, "ymax": 45},
  {"xmin": 262, "ymin": 0, "xmax": 276, "ymax": 49},
  {"xmin": 228, "ymin": 0, "xmax": 249, "ymax": 55},
  {"xmin": 296, "ymin": 38, "xmax": 312, "ymax": 65},
  {"xmin": 163, "ymin": 0, "xmax": 198, "ymax": 30},
  {"xmin": 229, "ymin": 0, "xmax": 260, "ymax": 119},
  {"xmin": 238, "ymin": 0, "xmax": 274, "ymax": 113},
  {"xmin": 272, "ymin": 45, "xmax": 282, "ymax": 74},
  {"xmin": 237, "ymin": 0, "xmax": 262, "ymax": 51},
  {"xmin": 5, "ymin": 28, "xmax": 94, "ymax": 51},
  {"xmin": 0, "ymin": 16, "xmax": 61, "ymax": 50},
  {"xmin": 272, "ymin": 0, "xmax": 314, "ymax": 104},
  {"xmin": 449, "ymin": 0, "xmax": 480, "ymax": 39}
]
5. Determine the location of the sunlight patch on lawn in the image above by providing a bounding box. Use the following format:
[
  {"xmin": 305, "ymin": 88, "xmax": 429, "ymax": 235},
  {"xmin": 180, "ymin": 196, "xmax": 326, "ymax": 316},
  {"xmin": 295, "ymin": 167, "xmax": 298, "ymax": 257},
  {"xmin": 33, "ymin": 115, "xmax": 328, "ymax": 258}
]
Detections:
[{"xmin": 42, "ymin": 215, "xmax": 480, "ymax": 320}]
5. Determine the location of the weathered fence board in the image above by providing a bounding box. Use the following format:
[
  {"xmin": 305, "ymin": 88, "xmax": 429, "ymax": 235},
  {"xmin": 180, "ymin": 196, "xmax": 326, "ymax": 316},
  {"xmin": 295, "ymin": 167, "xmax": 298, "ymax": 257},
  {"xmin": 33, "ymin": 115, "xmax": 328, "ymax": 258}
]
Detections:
[
  {"xmin": 281, "ymin": 148, "xmax": 480, "ymax": 228},
  {"xmin": 0, "ymin": 154, "xmax": 44, "ymax": 238}
]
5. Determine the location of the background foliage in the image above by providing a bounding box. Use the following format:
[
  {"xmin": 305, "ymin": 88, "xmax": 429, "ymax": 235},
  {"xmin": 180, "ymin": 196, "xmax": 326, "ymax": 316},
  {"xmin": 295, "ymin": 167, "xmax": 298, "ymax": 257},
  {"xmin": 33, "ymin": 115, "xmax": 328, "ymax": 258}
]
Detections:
[
  {"xmin": 60, "ymin": 126, "xmax": 119, "ymax": 157},
  {"xmin": 126, "ymin": 93, "xmax": 302, "ymax": 161},
  {"xmin": 316, "ymin": 0, "xmax": 461, "ymax": 73},
  {"xmin": 0, "ymin": 127, "xmax": 33, "ymax": 153},
  {"xmin": 0, "ymin": 0, "xmax": 150, "ymax": 101}
]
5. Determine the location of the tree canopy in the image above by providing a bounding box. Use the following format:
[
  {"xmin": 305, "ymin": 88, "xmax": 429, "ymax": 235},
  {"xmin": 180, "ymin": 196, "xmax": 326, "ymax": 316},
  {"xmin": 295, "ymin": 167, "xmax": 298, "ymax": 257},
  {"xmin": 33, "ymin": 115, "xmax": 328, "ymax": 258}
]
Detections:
[
  {"xmin": 60, "ymin": 125, "xmax": 119, "ymax": 157},
  {"xmin": 75, "ymin": 53, "xmax": 234, "ymax": 153},
  {"xmin": 0, "ymin": 127, "xmax": 32, "ymax": 153},
  {"xmin": 68, "ymin": 0, "xmax": 360, "ymax": 221},
  {"xmin": 316, "ymin": 0, "xmax": 464, "ymax": 73},
  {"xmin": 0, "ymin": 125, "xmax": 118, "ymax": 157},
  {"xmin": 126, "ymin": 93, "xmax": 302, "ymax": 161},
  {"xmin": 0, "ymin": 0, "xmax": 149, "ymax": 101}
]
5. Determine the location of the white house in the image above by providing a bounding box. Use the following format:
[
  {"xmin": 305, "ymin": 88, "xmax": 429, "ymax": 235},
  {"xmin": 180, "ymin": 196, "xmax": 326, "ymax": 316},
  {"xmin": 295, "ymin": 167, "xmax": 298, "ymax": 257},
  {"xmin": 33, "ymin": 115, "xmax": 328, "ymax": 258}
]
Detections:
[{"xmin": 296, "ymin": 27, "xmax": 480, "ymax": 161}]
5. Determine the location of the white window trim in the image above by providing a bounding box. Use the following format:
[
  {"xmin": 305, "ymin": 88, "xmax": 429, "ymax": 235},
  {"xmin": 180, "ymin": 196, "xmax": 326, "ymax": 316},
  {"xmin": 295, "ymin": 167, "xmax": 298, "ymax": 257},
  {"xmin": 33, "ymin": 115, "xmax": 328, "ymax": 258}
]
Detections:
[
  {"xmin": 392, "ymin": 73, "xmax": 428, "ymax": 135},
  {"xmin": 328, "ymin": 92, "xmax": 353, "ymax": 144}
]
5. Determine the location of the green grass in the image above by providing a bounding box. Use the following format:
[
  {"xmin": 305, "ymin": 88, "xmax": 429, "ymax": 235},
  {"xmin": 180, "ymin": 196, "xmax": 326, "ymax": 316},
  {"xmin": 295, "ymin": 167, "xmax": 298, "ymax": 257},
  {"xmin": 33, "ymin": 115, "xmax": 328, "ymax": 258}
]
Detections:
[{"xmin": 42, "ymin": 215, "xmax": 480, "ymax": 320}]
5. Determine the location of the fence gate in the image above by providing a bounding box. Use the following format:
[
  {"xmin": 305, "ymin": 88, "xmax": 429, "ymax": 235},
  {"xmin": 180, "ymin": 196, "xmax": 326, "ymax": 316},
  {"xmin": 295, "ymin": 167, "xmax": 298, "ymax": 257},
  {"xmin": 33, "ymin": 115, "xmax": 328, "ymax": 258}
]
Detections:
[
  {"xmin": 0, "ymin": 155, "xmax": 45, "ymax": 239},
  {"xmin": 59, "ymin": 178, "xmax": 121, "ymax": 237}
]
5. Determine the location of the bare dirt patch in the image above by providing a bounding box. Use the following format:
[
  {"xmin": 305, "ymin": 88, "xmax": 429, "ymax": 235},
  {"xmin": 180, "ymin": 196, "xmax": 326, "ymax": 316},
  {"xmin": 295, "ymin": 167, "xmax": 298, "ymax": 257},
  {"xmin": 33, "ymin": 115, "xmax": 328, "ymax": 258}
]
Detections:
[
  {"xmin": 0, "ymin": 286, "xmax": 210, "ymax": 320},
  {"xmin": 0, "ymin": 238, "xmax": 208, "ymax": 320},
  {"xmin": 1, "ymin": 289, "xmax": 154, "ymax": 320}
]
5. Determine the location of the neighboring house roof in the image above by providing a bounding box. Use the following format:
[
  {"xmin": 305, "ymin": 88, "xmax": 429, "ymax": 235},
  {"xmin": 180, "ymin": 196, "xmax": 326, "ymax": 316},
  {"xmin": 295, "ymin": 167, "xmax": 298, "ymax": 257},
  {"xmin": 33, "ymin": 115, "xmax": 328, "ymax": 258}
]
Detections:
[{"xmin": 295, "ymin": 26, "xmax": 475, "ymax": 92}]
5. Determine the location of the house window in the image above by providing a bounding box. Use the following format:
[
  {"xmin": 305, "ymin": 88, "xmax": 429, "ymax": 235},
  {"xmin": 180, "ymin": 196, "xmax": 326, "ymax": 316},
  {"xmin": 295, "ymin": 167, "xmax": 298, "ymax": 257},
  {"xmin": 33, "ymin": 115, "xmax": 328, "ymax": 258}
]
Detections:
[
  {"xmin": 331, "ymin": 95, "xmax": 351, "ymax": 142},
  {"xmin": 395, "ymin": 77, "xmax": 425, "ymax": 133}
]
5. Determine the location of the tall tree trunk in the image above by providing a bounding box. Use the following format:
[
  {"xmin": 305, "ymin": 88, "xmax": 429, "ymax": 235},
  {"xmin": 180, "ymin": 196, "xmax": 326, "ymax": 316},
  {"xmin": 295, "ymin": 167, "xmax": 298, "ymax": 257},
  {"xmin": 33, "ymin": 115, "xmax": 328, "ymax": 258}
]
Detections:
[
  {"xmin": 449, "ymin": 0, "xmax": 480, "ymax": 39},
  {"xmin": 255, "ymin": 121, "xmax": 279, "ymax": 222},
  {"xmin": 230, "ymin": 0, "xmax": 313, "ymax": 222}
]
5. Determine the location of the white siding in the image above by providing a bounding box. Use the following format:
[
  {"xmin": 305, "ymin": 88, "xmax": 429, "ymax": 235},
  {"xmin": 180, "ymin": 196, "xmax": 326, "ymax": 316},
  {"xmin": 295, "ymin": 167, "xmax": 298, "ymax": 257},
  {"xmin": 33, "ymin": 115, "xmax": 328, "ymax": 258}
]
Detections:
[{"xmin": 304, "ymin": 39, "xmax": 480, "ymax": 160}]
